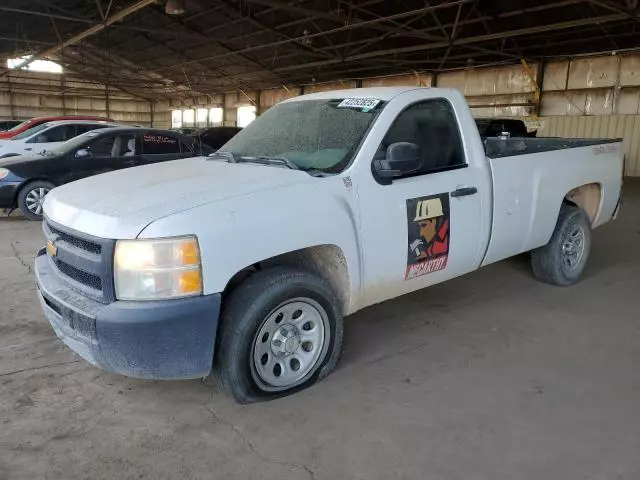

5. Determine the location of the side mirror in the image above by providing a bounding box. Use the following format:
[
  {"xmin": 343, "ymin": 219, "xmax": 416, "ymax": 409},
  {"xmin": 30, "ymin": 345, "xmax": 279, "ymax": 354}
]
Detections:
[
  {"xmin": 75, "ymin": 148, "xmax": 91, "ymax": 158},
  {"xmin": 373, "ymin": 142, "xmax": 422, "ymax": 183}
]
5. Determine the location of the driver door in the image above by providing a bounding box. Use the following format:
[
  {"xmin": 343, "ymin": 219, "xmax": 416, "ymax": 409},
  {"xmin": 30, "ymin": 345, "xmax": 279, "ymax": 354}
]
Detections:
[{"xmin": 357, "ymin": 97, "xmax": 489, "ymax": 307}]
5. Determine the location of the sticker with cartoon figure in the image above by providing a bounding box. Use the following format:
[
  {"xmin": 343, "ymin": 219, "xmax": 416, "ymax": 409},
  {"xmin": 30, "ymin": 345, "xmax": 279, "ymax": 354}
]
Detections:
[{"xmin": 405, "ymin": 193, "xmax": 450, "ymax": 280}]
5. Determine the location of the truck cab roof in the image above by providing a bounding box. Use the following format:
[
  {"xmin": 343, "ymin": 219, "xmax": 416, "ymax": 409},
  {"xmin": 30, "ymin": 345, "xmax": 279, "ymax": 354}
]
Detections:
[{"xmin": 282, "ymin": 86, "xmax": 454, "ymax": 103}]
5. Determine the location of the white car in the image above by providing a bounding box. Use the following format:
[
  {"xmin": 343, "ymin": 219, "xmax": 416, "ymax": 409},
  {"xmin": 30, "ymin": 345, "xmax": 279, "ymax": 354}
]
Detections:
[
  {"xmin": 0, "ymin": 120, "xmax": 123, "ymax": 158},
  {"xmin": 36, "ymin": 87, "xmax": 623, "ymax": 403}
]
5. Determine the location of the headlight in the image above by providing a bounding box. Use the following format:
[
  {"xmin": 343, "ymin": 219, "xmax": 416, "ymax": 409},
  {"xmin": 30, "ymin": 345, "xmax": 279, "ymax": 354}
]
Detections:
[
  {"xmin": 0, "ymin": 168, "xmax": 9, "ymax": 180},
  {"xmin": 114, "ymin": 236, "xmax": 202, "ymax": 300}
]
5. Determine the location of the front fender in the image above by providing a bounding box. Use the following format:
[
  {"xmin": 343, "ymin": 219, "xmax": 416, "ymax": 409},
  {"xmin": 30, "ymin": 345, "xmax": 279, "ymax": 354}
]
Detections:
[{"xmin": 139, "ymin": 176, "xmax": 363, "ymax": 312}]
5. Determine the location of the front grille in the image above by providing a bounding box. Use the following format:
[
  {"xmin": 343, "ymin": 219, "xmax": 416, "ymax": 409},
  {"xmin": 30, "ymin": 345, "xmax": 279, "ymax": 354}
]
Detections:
[
  {"xmin": 43, "ymin": 218, "xmax": 116, "ymax": 303},
  {"xmin": 47, "ymin": 222, "xmax": 102, "ymax": 254},
  {"xmin": 53, "ymin": 259, "xmax": 102, "ymax": 291}
]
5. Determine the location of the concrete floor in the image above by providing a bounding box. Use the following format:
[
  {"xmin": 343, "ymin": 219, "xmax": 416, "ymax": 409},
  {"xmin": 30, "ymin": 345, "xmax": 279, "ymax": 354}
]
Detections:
[{"xmin": 1, "ymin": 181, "xmax": 640, "ymax": 480}]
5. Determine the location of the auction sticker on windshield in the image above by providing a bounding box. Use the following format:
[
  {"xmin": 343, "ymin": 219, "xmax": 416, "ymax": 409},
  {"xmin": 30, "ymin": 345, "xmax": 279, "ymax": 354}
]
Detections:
[{"xmin": 337, "ymin": 98, "xmax": 381, "ymax": 111}]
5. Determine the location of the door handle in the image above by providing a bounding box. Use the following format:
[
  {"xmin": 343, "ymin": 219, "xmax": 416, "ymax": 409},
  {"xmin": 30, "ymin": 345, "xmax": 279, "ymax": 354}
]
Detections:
[
  {"xmin": 24, "ymin": 148, "xmax": 32, "ymax": 151},
  {"xmin": 451, "ymin": 186, "xmax": 478, "ymax": 198}
]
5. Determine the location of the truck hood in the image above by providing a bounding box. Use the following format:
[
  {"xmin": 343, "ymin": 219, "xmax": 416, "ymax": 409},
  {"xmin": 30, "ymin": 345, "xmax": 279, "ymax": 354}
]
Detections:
[{"xmin": 44, "ymin": 157, "xmax": 313, "ymax": 239}]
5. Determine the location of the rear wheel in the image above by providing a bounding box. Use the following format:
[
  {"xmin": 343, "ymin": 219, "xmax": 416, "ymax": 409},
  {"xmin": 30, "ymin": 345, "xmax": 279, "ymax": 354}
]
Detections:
[
  {"xmin": 211, "ymin": 268, "xmax": 343, "ymax": 404},
  {"xmin": 17, "ymin": 181, "xmax": 55, "ymax": 221},
  {"xmin": 531, "ymin": 204, "xmax": 592, "ymax": 286}
]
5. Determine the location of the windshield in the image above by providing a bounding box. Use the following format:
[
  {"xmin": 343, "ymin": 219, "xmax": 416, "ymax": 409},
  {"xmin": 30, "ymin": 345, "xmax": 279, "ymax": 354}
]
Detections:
[
  {"xmin": 11, "ymin": 122, "xmax": 52, "ymax": 140},
  {"xmin": 7, "ymin": 119, "xmax": 35, "ymax": 133},
  {"xmin": 221, "ymin": 98, "xmax": 383, "ymax": 173}
]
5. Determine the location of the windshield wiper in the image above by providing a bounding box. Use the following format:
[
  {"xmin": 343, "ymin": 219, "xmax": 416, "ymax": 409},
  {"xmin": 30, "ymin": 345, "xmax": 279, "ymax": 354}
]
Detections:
[
  {"xmin": 208, "ymin": 150, "xmax": 236, "ymax": 163},
  {"xmin": 236, "ymin": 155, "xmax": 300, "ymax": 170},
  {"xmin": 209, "ymin": 152, "xmax": 319, "ymax": 173},
  {"xmin": 299, "ymin": 168, "xmax": 330, "ymax": 177}
]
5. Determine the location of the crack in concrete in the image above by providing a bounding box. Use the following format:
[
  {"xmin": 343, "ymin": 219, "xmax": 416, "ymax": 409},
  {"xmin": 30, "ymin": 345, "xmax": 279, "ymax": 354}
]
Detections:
[
  {"xmin": 9, "ymin": 240, "xmax": 33, "ymax": 275},
  {"xmin": 0, "ymin": 360, "xmax": 82, "ymax": 378},
  {"xmin": 205, "ymin": 404, "xmax": 317, "ymax": 480}
]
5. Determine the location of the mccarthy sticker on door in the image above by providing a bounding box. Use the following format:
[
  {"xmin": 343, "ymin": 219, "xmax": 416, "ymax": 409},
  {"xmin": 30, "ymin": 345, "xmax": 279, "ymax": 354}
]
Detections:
[{"xmin": 405, "ymin": 193, "xmax": 450, "ymax": 280}]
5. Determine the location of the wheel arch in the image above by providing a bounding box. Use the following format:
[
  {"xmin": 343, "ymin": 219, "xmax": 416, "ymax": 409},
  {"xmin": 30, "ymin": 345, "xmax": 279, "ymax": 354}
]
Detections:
[
  {"xmin": 563, "ymin": 182, "xmax": 602, "ymax": 226},
  {"xmin": 223, "ymin": 244, "xmax": 353, "ymax": 315}
]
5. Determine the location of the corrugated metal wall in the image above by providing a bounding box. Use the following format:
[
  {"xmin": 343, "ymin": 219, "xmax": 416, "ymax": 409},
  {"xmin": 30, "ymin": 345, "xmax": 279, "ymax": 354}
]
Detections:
[
  {"xmin": 4, "ymin": 53, "xmax": 640, "ymax": 175},
  {"xmin": 0, "ymin": 71, "xmax": 158, "ymax": 127},
  {"xmin": 539, "ymin": 115, "xmax": 640, "ymax": 176}
]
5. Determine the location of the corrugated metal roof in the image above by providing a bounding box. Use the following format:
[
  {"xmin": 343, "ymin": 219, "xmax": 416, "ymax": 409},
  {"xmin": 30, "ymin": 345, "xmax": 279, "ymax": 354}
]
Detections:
[{"xmin": 1, "ymin": 1, "xmax": 640, "ymax": 97}]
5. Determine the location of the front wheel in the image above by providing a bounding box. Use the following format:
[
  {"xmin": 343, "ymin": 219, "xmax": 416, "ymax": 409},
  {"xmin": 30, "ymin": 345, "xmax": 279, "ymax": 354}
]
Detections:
[
  {"xmin": 531, "ymin": 204, "xmax": 592, "ymax": 286},
  {"xmin": 17, "ymin": 180, "xmax": 55, "ymax": 221},
  {"xmin": 211, "ymin": 268, "xmax": 343, "ymax": 404}
]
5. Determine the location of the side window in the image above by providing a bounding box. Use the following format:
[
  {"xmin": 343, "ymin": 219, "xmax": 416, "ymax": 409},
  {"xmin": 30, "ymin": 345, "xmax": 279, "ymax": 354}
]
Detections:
[
  {"xmin": 142, "ymin": 133, "xmax": 180, "ymax": 154},
  {"xmin": 86, "ymin": 135, "xmax": 116, "ymax": 157},
  {"xmin": 380, "ymin": 99, "xmax": 466, "ymax": 177},
  {"xmin": 34, "ymin": 125, "xmax": 76, "ymax": 143}
]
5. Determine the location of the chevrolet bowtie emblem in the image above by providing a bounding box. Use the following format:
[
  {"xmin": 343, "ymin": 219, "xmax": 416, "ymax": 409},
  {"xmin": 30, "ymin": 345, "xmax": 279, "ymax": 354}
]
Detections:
[{"xmin": 46, "ymin": 240, "xmax": 58, "ymax": 258}]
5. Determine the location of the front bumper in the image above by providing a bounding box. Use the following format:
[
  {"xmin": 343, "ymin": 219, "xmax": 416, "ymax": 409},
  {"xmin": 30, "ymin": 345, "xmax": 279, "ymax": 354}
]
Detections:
[
  {"xmin": 35, "ymin": 250, "xmax": 221, "ymax": 380},
  {"xmin": 0, "ymin": 182, "xmax": 20, "ymax": 208}
]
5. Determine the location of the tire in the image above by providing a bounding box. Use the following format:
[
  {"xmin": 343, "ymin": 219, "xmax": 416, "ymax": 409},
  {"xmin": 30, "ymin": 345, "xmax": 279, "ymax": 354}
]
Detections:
[
  {"xmin": 17, "ymin": 180, "xmax": 55, "ymax": 221},
  {"xmin": 211, "ymin": 267, "xmax": 343, "ymax": 404},
  {"xmin": 531, "ymin": 204, "xmax": 592, "ymax": 286}
]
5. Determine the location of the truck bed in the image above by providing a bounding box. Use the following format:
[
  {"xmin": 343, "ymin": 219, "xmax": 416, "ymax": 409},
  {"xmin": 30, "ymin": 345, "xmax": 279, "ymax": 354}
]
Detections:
[
  {"xmin": 484, "ymin": 137, "xmax": 621, "ymax": 158},
  {"xmin": 481, "ymin": 139, "xmax": 623, "ymax": 267}
]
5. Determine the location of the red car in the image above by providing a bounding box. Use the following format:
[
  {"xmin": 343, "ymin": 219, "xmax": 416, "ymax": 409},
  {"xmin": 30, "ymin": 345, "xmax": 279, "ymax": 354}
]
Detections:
[{"xmin": 0, "ymin": 115, "xmax": 114, "ymax": 140}]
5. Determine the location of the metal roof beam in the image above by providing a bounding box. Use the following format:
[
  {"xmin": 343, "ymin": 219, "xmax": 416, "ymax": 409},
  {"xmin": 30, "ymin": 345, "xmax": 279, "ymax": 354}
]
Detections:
[
  {"xmin": 149, "ymin": 0, "xmax": 469, "ymax": 72},
  {"xmin": 215, "ymin": 0, "xmax": 340, "ymax": 60},
  {"xmin": 2, "ymin": 0, "xmax": 155, "ymax": 74},
  {"xmin": 0, "ymin": 5, "xmax": 212, "ymax": 43},
  {"xmin": 243, "ymin": 0, "xmax": 468, "ymax": 40},
  {"xmin": 0, "ymin": 6, "xmax": 93, "ymax": 24},
  {"xmin": 267, "ymin": 13, "xmax": 628, "ymax": 73},
  {"xmin": 147, "ymin": 3, "xmax": 286, "ymax": 85},
  {"xmin": 586, "ymin": 0, "xmax": 640, "ymax": 17},
  {"xmin": 147, "ymin": 0, "xmax": 585, "ymax": 73}
]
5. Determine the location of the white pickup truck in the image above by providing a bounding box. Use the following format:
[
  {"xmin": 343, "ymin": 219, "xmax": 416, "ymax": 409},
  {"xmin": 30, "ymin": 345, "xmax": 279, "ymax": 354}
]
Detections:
[{"xmin": 36, "ymin": 87, "xmax": 623, "ymax": 403}]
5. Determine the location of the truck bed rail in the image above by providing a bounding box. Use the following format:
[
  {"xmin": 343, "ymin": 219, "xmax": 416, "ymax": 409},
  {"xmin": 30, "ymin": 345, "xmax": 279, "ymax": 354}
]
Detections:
[{"xmin": 484, "ymin": 137, "xmax": 620, "ymax": 159}]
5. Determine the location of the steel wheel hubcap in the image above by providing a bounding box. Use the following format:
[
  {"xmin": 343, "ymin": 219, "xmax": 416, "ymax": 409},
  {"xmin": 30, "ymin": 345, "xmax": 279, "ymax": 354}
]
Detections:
[
  {"xmin": 252, "ymin": 298, "xmax": 329, "ymax": 391},
  {"xmin": 25, "ymin": 187, "xmax": 50, "ymax": 215},
  {"xmin": 562, "ymin": 225, "xmax": 586, "ymax": 270}
]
